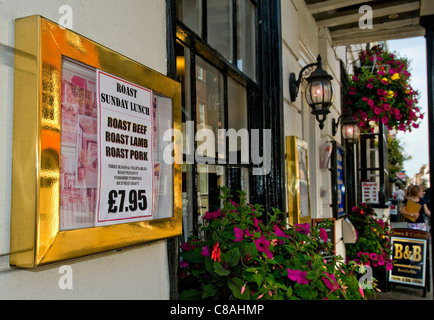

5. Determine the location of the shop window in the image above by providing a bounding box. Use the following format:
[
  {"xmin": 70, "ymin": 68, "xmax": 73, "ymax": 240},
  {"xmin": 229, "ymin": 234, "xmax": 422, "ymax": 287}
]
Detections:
[
  {"xmin": 177, "ymin": 0, "xmax": 257, "ymax": 81},
  {"xmin": 175, "ymin": 0, "xmax": 257, "ymax": 238}
]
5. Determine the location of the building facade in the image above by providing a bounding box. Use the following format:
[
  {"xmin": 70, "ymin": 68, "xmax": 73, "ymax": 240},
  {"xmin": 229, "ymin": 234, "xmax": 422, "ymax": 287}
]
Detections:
[{"xmin": 0, "ymin": 0, "xmax": 431, "ymax": 299}]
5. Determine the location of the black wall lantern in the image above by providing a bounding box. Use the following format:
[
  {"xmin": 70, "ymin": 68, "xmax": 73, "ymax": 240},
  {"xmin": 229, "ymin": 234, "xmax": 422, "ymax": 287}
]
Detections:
[
  {"xmin": 332, "ymin": 113, "xmax": 361, "ymax": 144},
  {"xmin": 289, "ymin": 55, "xmax": 335, "ymax": 130}
]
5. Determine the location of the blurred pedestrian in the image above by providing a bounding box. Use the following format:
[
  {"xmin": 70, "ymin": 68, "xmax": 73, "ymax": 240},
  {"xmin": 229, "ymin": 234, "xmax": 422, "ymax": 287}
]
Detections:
[{"xmin": 400, "ymin": 185, "xmax": 431, "ymax": 231}]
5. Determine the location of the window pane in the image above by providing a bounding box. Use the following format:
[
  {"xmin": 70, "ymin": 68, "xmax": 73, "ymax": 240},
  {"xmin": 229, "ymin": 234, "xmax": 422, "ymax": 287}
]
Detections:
[
  {"xmin": 176, "ymin": 0, "xmax": 202, "ymax": 36},
  {"xmin": 197, "ymin": 165, "xmax": 226, "ymax": 218},
  {"xmin": 228, "ymin": 78, "xmax": 248, "ymax": 164},
  {"xmin": 207, "ymin": 0, "xmax": 233, "ymax": 62},
  {"xmin": 237, "ymin": 0, "xmax": 256, "ymax": 80},
  {"xmin": 228, "ymin": 167, "xmax": 250, "ymax": 200},
  {"xmin": 196, "ymin": 56, "xmax": 224, "ymax": 160}
]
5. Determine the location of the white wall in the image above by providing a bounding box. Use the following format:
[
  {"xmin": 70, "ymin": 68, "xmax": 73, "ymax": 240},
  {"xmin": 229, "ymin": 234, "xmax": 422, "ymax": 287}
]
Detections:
[
  {"xmin": 281, "ymin": 0, "xmax": 355, "ymax": 256},
  {"xmin": 0, "ymin": 0, "xmax": 170, "ymax": 299}
]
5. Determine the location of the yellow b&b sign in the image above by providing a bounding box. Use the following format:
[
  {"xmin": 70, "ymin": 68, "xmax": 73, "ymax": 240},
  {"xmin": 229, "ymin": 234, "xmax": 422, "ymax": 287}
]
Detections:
[{"xmin": 389, "ymin": 237, "xmax": 427, "ymax": 287}]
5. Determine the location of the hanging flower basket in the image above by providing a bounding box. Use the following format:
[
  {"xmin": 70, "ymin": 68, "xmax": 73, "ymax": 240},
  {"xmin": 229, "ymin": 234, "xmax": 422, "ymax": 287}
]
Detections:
[{"xmin": 344, "ymin": 45, "xmax": 423, "ymax": 133}]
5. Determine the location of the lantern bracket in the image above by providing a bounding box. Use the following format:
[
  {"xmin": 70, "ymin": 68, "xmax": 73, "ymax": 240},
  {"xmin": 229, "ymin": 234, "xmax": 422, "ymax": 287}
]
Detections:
[{"xmin": 289, "ymin": 55, "xmax": 323, "ymax": 102}]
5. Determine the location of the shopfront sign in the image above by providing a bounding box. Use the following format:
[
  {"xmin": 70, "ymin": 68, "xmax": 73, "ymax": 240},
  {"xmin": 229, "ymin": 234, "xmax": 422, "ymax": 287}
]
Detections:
[{"xmin": 389, "ymin": 230, "xmax": 428, "ymax": 287}]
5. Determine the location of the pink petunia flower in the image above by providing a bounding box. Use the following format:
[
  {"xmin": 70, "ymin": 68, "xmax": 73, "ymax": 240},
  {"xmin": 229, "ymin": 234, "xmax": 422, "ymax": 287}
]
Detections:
[
  {"xmin": 322, "ymin": 272, "xmax": 339, "ymax": 292},
  {"xmin": 234, "ymin": 226, "xmax": 244, "ymax": 242},
  {"xmin": 319, "ymin": 227, "xmax": 328, "ymax": 243},
  {"xmin": 201, "ymin": 245, "xmax": 210, "ymax": 257},
  {"xmin": 295, "ymin": 223, "xmax": 310, "ymax": 235},
  {"xmin": 254, "ymin": 235, "xmax": 273, "ymax": 259},
  {"xmin": 287, "ymin": 269, "xmax": 310, "ymax": 285},
  {"xmin": 274, "ymin": 224, "xmax": 290, "ymax": 239},
  {"xmin": 203, "ymin": 209, "xmax": 222, "ymax": 221}
]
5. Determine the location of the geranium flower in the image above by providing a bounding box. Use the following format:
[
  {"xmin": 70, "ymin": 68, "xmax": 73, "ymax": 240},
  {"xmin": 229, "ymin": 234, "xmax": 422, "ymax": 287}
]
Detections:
[
  {"xmin": 254, "ymin": 235, "xmax": 273, "ymax": 259},
  {"xmin": 234, "ymin": 226, "xmax": 244, "ymax": 242},
  {"xmin": 319, "ymin": 227, "xmax": 328, "ymax": 243},
  {"xmin": 295, "ymin": 223, "xmax": 310, "ymax": 235},
  {"xmin": 287, "ymin": 269, "xmax": 310, "ymax": 285}
]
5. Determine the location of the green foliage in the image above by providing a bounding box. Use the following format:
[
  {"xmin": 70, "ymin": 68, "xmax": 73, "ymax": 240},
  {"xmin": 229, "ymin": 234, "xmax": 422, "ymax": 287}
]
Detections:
[
  {"xmin": 179, "ymin": 187, "xmax": 373, "ymax": 300},
  {"xmin": 345, "ymin": 203, "xmax": 394, "ymax": 272},
  {"xmin": 387, "ymin": 136, "xmax": 411, "ymax": 183}
]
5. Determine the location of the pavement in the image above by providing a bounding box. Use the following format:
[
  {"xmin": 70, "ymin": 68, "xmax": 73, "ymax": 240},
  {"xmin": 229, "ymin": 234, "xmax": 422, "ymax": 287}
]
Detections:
[{"xmin": 375, "ymin": 284, "xmax": 432, "ymax": 300}]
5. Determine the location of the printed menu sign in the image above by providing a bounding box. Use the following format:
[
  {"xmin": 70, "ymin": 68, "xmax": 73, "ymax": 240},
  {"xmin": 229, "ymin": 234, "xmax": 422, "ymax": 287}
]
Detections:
[
  {"xmin": 95, "ymin": 70, "xmax": 154, "ymax": 226},
  {"xmin": 362, "ymin": 182, "xmax": 379, "ymax": 204}
]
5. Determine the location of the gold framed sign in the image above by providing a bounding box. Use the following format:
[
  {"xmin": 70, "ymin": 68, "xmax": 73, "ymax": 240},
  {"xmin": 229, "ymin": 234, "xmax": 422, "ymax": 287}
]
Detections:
[
  {"xmin": 10, "ymin": 16, "xmax": 182, "ymax": 268},
  {"xmin": 286, "ymin": 136, "xmax": 311, "ymax": 225}
]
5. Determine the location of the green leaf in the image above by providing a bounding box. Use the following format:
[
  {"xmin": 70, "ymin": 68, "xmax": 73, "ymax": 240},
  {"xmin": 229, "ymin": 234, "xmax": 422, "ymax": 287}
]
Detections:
[
  {"xmin": 202, "ymin": 284, "xmax": 218, "ymax": 299},
  {"xmin": 181, "ymin": 250, "xmax": 205, "ymax": 264},
  {"xmin": 214, "ymin": 261, "xmax": 231, "ymax": 276},
  {"xmin": 253, "ymin": 273, "xmax": 263, "ymax": 287},
  {"xmin": 306, "ymin": 270, "xmax": 318, "ymax": 280},
  {"xmin": 180, "ymin": 288, "xmax": 201, "ymax": 300},
  {"xmin": 221, "ymin": 248, "xmax": 240, "ymax": 268},
  {"xmin": 228, "ymin": 277, "xmax": 250, "ymax": 300},
  {"xmin": 286, "ymin": 286, "xmax": 293, "ymax": 298}
]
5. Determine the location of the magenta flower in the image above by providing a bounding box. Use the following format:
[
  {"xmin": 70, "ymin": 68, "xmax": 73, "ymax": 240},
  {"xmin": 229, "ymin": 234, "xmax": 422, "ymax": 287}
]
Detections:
[
  {"xmin": 369, "ymin": 253, "xmax": 378, "ymax": 261},
  {"xmin": 368, "ymin": 99, "xmax": 374, "ymax": 106},
  {"xmin": 386, "ymin": 262, "xmax": 393, "ymax": 271},
  {"xmin": 374, "ymin": 108, "xmax": 381, "ymax": 115},
  {"xmin": 381, "ymin": 117, "xmax": 389, "ymax": 124},
  {"xmin": 245, "ymin": 228, "xmax": 253, "ymax": 237},
  {"xmin": 180, "ymin": 260, "xmax": 189, "ymax": 268},
  {"xmin": 234, "ymin": 226, "xmax": 244, "ymax": 242},
  {"xmin": 201, "ymin": 245, "xmax": 210, "ymax": 257},
  {"xmin": 367, "ymin": 83, "xmax": 374, "ymax": 89},
  {"xmin": 254, "ymin": 235, "xmax": 273, "ymax": 259},
  {"xmin": 322, "ymin": 272, "xmax": 339, "ymax": 292},
  {"xmin": 203, "ymin": 209, "xmax": 222, "ymax": 221},
  {"xmin": 274, "ymin": 224, "xmax": 290, "ymax": 239},
  {"xmin": 295, "ymin": 223, "xmax": 310, "ymax": 235},
  {"xmin": 287, "ymin": 269, "xmax": 310, "ymax": 285},
  {"xmin": 319, "ymin": 227, "xmax": 328, "ymax": 243}
]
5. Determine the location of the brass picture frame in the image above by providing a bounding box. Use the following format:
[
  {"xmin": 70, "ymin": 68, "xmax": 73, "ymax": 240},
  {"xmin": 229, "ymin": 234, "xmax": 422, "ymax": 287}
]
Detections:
[
  {"xmin": 11, "ymin": 16, "xmax": 182, "ymax": 268},
  {"xmin": 286, "ymin": 136, "xmax": 311, "ymax": 225}
]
